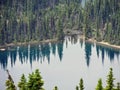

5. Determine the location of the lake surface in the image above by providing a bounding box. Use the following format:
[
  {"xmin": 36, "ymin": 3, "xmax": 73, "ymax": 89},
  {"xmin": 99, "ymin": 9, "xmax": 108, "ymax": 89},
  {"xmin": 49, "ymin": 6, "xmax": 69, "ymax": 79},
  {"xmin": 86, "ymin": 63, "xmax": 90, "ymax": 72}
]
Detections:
[{"xmin": 0, "ymin": 36, "xmax": 120, "ymax": 90}]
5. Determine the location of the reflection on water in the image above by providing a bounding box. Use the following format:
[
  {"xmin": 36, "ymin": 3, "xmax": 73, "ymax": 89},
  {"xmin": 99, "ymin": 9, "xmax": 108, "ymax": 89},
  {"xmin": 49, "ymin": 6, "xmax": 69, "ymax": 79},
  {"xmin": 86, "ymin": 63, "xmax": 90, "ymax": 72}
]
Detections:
[
  {"xmin": 0, "ymin": 36, "xmax": 120, "ymax": 90},
  {"xmin": 0, "ymin": 50, "xmax": 8, "ymax": 69},
  {"xmin": 0, "ymin": 41, "xmax": 64, "ymax": 69},
  {"xmin": 96, "ymin": 44, "xmax": 120, "ymax": 64},
  {"xmin": 85, "ymin": 42, "xmax": 92, "ymax": 67},
  {"xmin": 0, "ymin": 36, "xmax": 120, "ymax": 69}
]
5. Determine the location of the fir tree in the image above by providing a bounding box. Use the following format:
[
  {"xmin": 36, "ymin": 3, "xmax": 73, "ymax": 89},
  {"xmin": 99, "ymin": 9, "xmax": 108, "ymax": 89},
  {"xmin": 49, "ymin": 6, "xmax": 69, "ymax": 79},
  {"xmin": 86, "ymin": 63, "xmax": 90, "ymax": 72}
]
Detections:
[
  {"xmin": 95, "ymin": 78, "xmax": 103, "ymax": 90},
  {"xmin": 18, "ymin": 74, "xmax": 27, "ymax": 90},
  {"xmin": 5, "ymin": 70, "xmax": 16, "ymax": 90},
  {"xmin": 53, "ymin": 86, "xmax": 58, "ymax": 90},
  {"xmin": 27, "ymin": 69, "xmax": 44, "ymax": 90},
  {"xmin": 106, "ymin": 68, "xmax": 115, "ymax": 90},
  {"xmin": 57, "ymin": 19, "xmax": 64, "ymax": 40},
  {"xmin": 5, "ymin": 80, "xmax": 16, "ymax": 90},
  {"xmin": 76, "ymin": 85, "xmax": 79, "ymax": 90},
  {"xmin": 79, "ymin": 78, "xmax": 84, "ymax": 90},
  {"xmin": 117, "ymin": 82, "xmax": 120, "ymax": 90}
]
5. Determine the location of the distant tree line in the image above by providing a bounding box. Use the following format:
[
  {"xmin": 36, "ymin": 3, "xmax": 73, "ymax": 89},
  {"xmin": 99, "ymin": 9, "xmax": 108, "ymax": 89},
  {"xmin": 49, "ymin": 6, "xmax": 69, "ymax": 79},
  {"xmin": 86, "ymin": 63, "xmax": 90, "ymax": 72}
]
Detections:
[
  {"xmin": 5, "ymin": 68, "xmax": 120, "ymax": 90},
  {"xmin": 83, "ymin": 0, "xmax": 120, "ymax": 45},
  {"xmin": 0, "ymin": 0, "xmax": 120, "ymax": 45}
]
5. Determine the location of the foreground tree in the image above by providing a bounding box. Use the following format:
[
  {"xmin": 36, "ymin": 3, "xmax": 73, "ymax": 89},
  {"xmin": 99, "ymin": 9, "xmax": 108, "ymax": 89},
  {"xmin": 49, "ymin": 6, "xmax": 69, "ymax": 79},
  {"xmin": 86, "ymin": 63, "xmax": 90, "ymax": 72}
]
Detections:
[
  {"xmin": 106, "ymin": 68, "xmax": 115, "ymax": 90},
  {"xmin": 27, "ymin": 69, "xmax": 44, "ymax": 90},
  {"xmin": 53, "ymin": 86, "xmax": 58, "ymax": 90},
  {"xmin": 79, "ymin": 78, "xmax": 84, "ymax": 90},
  {"xmin": 5, "ymin": 68, "xmax": 120, "ymax": 90},
  {"xmin": 76, "ymin": 86, "xmax": 79, "ymax": 90},
  {"xmin": 5, "ymin": 80, "xmax": 16, "ymax": 90},
  {"xmin": 76, "ymin": 78, "xmax": 84, "ymax": 90},
  {"xmin": 18, "ymin": 74, "xmax": 27, "ymax": 90},
  {"xmin": 117, "ymin": 82, "xmax": 120, "ymax": 90},
  {"xmin": 6, "ymin": 70, "xmax": 16, "ymax": 90},
  {"xmin": 95, "ymin": 78, "xmax": 103, "ymax": 90}
]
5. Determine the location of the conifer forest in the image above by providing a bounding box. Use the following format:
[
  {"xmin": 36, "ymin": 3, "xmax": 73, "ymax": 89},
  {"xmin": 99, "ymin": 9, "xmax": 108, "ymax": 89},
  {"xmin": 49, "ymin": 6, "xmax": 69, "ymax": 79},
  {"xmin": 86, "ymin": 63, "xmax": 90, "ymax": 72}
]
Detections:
[{"xmin": 0, "ymin": 0, "xmax": 120, "ymax": 45}]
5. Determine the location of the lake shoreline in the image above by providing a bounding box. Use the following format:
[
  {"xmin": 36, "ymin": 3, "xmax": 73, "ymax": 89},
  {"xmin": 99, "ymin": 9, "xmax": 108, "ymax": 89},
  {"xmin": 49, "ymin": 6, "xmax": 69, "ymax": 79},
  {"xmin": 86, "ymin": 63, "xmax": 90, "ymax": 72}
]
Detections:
[
  {"xmin": 0, "ymin": 39, "xmax": 58, "ymax": 51},
  {"xmin": 0, "ymin": 35, "xmax": 120, "ymax": 51},
  {"xmin": 96, "ymin": 41, "xmax": 120, "ymax": 50},
  {"xmin": 79, "ymin": 35, "xmax": 120, "ymax": 50}
]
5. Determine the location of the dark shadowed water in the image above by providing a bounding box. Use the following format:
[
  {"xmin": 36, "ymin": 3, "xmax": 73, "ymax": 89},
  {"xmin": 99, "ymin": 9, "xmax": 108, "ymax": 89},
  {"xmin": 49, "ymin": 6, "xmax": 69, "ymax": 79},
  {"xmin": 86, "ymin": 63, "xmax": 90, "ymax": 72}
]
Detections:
[{"xmin": 0, "ymin": 36, "xmax": 120, "ymax": 90}]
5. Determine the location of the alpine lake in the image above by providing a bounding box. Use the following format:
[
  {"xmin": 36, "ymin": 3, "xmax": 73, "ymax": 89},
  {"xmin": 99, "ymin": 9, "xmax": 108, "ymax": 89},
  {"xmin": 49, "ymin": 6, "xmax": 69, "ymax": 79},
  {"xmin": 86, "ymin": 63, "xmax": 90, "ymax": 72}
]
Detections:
[{"xmin": 0, "ymin": 36, "xmax": 120, "ymax": 90}]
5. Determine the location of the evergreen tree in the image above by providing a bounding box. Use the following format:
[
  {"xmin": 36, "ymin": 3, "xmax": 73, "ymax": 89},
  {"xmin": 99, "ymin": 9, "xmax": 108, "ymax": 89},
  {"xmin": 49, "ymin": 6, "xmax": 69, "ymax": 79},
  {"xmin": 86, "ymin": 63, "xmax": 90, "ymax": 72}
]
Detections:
[
  {"xmin": 5, "ymin": 80, "xmax": 16, "ymax": 90},
  {"xmin": 27, "ymin": 69, "xmax": 44, "ymax": 90},
  {"xmin": 117, "ymin": 82, "xmax": 120, "ymax": 90},
  {"xmin": 5, "ymin": 70, "xmax": 16, "ymax": 90},
  {"xmin": 57, "ymin": 19, "xmax": 64, "ymax": 40},
  {"xmin": 0, "ymin": 0, "xmax": 120, "ymax": 45},
  {"xmin": 76, "ymin": 85, "xmax": 79, "ymax": 90},
  {"xmin": 18, "ymin": 74, "xmax": 27, "ymax": 90},
  {"xmin": 106, "ymin": 68, "xmax": 115, "ymax": 90},
  {"xmin": 95, "ymin": 78, "xmax": 103, "ymax": 90},
  {"xmin": 79, "ymin": 78, "xmax": 84, "ymax": 90},
  {"xmin": 53, "ymin": 86, "xmax": 58, "ymax": 90},
  {"xmin": 4, "ymin": 68, "xmax": 120, "ymax": 90}
]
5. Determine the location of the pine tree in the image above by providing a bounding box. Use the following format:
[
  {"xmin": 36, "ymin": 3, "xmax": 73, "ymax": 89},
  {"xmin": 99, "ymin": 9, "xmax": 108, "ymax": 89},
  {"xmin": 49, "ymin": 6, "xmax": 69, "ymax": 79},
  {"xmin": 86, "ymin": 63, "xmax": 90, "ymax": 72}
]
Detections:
[
  {"xmin": 18, "ymin": 74, "xmax": 27, "ymax": 90},
  {"xmin": 106, "ymin": 68, "xmax": 115, "ymax": 90},
  {"xmin": 34, "ymin": 69, "xmax": 44, "ymax": 89},
  {"xmin": 27, "ymin": 73, "xmax": 34, "ymax": 90},
  {"xmin": 79, "ymin": 78, "xmax": 84, "ymax": 90},
  {"xmin": 76, "ymin": 85, "xmax": 79, "ymax": 90},
  {"xmin": 5, "ymin": 80, "xmax": 16, "ymax": 90},
  {"xmin": 27, "ymin": 69, "xmax": 44, "ymax": 90},
  {"xmin": 57, "ymin": 19, "xmax": 64, "ymax": 40},
  {"xmin": 117, "ymin": 82, "xmax": 120, "ymax": 90},
  {"xmin": 5, "ymin": 70, "xmax": 16, "ymax": 90},
  {"xmin": 96, "ymin": 78, "xmax": 103, "ymax": 90},
  {"xmin": 53, "ymin": 86, "xmax": 58, "ymax": 90}
]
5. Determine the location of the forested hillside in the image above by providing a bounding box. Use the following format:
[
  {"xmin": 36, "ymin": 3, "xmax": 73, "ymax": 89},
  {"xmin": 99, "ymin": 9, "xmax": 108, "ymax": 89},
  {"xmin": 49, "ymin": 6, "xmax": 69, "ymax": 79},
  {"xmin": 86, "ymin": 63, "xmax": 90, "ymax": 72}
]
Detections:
[{"xmin": 0, "ymin": 0, "xmax": 120, "ymax": 45}]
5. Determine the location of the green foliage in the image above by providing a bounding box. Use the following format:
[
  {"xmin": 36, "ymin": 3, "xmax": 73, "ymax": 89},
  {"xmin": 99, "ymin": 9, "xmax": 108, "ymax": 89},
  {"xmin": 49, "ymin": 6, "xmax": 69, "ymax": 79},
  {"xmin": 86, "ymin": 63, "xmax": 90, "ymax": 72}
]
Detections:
[
  {"xmin": 53, "ymin": 86, "xmax": 58, "ymax": 90},
  {"xmin": 117, "ymin": 82, "xmax": 120, "ymax": 90},
  {"xmin": 5, "ymin": 70, "xmax": 16, "ymax": 90},
  {"xmin": 6, "ymin": 69, "xmax": 44, "ymax": 90},
  {"xmin": 57, "ymin": 19, "xmax": 64, "ymax": 40},
  {"xmin": 5, "ymin": 80, "xmax": 16, "ymax": 90},
  {"xmin": 1, "ymin": 0, "xmax": 120, "ymax": 45},
  {"xmin": 106, "ymin": 68, "xmax": 115, "ymax": 90},
  {"xmin": 79, "ymin": 78, "xmax": 84, "ymax": 90},
  {"xmin": 76, "ymin": 78, "xmax": 84, "ymax": 90},
  {"xmin": 96, "ymin": 78, "xmax": 103, "ymax": 90},
  {"xmin": 27, "ymin": 69, "xmax": 44, "ymax": 90},
  {"xmin": 18, "ymin": 74, "xmax": 27, "ymax": 90},
  {"xmin": 76, "ymin": 86, "xmax": 79, "ymax": 90},
  {"xmin": 105, "ymin": 22, "xmax": 112, "ymax": 43},
  {"xmin": 5, "ymin": 68, "xmax": 120, "ymax": 90}
]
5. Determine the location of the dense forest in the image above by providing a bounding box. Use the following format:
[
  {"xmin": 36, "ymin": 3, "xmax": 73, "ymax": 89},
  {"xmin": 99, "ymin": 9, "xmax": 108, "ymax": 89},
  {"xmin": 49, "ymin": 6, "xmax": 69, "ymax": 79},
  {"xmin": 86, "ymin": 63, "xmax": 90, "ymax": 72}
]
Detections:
[
  {"xmin": 0, "ymin": 0, "xmax": 120, "ymax": 45},
  {"xmin": 5, "ymin": 68, "xmax": 120, "ymax": 90}
]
